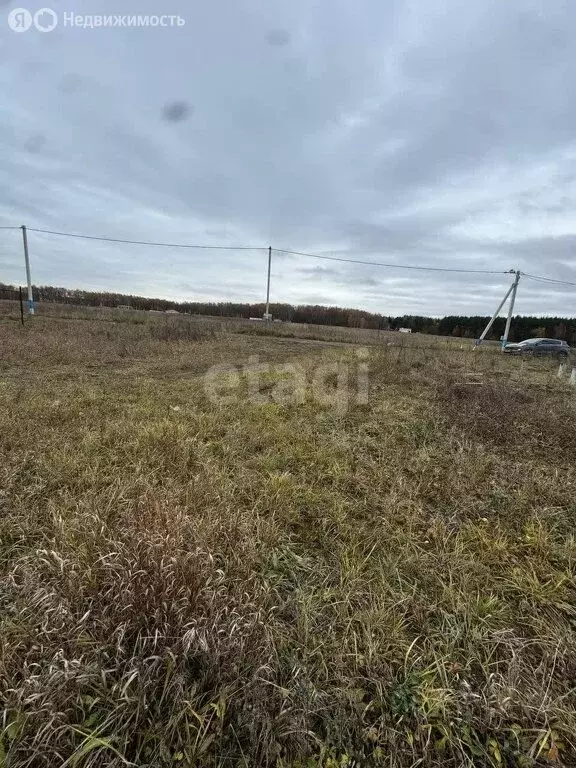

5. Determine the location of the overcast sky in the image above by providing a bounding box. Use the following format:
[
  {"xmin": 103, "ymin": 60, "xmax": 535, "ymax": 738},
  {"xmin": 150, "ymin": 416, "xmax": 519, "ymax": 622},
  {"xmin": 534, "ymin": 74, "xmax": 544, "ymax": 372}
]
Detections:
[{"xmin": 1, "ymin": 0, "xmax": 576, "ymax": 316}]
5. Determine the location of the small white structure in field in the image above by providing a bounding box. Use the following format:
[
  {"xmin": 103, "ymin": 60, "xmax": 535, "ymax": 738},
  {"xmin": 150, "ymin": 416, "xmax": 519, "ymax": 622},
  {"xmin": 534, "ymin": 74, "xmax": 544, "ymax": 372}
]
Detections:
[{"xmin": 398, "ymin": 327, "xmax": 412, "ymax": 334}]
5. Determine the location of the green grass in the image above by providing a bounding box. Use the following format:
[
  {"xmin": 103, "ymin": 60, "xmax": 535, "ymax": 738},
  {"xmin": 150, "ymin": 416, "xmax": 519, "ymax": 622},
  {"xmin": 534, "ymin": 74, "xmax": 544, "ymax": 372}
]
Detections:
[{"xmin": 1, "ymin": 307, "xmax": 576, "ymax": 766}]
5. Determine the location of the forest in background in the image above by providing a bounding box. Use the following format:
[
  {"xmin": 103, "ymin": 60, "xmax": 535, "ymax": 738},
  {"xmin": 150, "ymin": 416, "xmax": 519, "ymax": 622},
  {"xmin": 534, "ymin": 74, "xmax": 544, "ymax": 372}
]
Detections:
[{"xmin": 1, "ymin": 282, "xmax": 574, "ymax": 343}]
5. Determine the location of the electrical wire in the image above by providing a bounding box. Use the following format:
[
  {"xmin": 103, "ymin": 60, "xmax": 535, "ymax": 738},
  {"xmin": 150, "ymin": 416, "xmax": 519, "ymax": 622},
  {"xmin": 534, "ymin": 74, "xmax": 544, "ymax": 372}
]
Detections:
[
  {"xmin": 23, "ymin": 228, "xmax": 513, "ymax": 274},
  {"xmin": 8, "ymin": 226, "xmax": 576, "ymax": 283},
  {"xmin": 274, "ymin": 247, "xmax": 513, "ymax": 275},
  {"xmin": 521, "ymin": 272, "xmax": 576, "ymax": 288},
  {"xmin": 26, "ymin": 227, "xmax": 264, "ymax": 251}
]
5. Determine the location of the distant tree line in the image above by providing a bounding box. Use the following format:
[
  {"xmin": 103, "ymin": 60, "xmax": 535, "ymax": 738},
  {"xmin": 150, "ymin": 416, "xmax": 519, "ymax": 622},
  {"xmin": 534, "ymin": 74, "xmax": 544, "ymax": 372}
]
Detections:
[{"xmin": 1, "ymin": 283, "xmax": 575, "ymax": 342}]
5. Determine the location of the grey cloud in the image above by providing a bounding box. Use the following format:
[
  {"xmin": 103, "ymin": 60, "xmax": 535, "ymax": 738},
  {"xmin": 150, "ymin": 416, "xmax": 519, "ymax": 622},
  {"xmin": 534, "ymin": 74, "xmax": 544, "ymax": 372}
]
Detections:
[
  {"xmin": 297, "ymin": 266, "xmax": 343, "ymax": 279},
  {"xmin": 1, "ymin": 0, "xmax": 576, "ymax": 316},
  {"xmin": 344, "ymin": 275, "xmax": 381, "ymax": 288},
  {"xmin": 295, "ymin": 295, "xmax": 343, "ymax": 306}
]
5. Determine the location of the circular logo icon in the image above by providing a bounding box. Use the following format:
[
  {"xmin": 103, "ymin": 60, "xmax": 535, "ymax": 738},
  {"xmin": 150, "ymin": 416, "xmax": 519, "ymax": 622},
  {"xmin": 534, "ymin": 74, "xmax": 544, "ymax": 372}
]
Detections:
[
  {"xmin": 8, "ymin": 8, "xmax": 33, "ymax": 32},
  {"xmin": 34, "ymin": 7, "xmax": 58, "ymax": 32}
]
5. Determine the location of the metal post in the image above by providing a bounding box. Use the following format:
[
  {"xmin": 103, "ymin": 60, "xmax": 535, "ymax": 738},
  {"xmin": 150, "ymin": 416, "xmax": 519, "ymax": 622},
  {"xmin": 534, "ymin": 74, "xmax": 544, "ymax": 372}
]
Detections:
[
  {"xmin": 501, "ymin": 270, "xmax": 521, "ymax": 349},
  {"xmin": 476, "ymin": 275, "xmax": 516, "ymax": 346},
  {"xmin": 21, "ymin": 225, "xmax": 34, "ymax": 315},
  {"xmin": 19, "ymin": 286, "xmax": 25, "ymax": 325},
  {"xmin": 264, "ymin": 246, "xmax": 272, "ymax": 321}
]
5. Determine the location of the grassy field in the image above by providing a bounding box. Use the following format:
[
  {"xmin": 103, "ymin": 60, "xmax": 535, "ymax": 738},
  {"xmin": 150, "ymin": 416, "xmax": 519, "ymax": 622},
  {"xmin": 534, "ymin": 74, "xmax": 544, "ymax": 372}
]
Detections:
[
  {"xmin": 1, "ymin": 304, "xmax": 576, "ymax": 767},
  {"xmin": 1, "ymin": 300, "xmax": 492, "ymax": 348}
]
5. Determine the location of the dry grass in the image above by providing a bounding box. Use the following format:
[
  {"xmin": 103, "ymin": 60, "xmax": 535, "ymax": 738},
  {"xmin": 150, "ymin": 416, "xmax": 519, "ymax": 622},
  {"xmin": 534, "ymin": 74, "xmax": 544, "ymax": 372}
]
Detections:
[{"xmin": 1, "ymin": 307, "xmax": 576, "ymax": 766}]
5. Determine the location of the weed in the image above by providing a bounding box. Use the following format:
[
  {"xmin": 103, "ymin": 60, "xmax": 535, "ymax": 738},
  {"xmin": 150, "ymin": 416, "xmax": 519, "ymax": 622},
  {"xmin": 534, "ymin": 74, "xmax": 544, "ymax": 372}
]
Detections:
[{"xmin": 1, "ymin": 306, "xmax": 576, "ymax": 765}]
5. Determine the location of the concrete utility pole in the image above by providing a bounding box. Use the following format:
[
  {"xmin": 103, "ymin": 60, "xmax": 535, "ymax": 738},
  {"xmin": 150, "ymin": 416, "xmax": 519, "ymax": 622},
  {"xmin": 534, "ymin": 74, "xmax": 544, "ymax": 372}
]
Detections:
[
  {"xmin": 264, "ymin": 246, "xmax": 272, "ymax": 321},
  {"xmin": 501, "ymin": 270, "xmax": 521, "ymax": 349},
  {"xmin": 476, "ymin": 271, "xmax": 517, "ymax": 346},
  {"xmin": 21, "ymin": 225, "xmax": 34, "ymax": 315}
]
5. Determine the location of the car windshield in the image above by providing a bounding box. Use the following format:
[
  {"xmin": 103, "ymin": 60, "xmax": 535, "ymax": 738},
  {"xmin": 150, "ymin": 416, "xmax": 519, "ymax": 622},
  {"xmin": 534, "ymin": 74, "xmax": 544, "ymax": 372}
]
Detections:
[{"xmin": 518, "ymin": 338, "xmax": 542, "ymax": 345}]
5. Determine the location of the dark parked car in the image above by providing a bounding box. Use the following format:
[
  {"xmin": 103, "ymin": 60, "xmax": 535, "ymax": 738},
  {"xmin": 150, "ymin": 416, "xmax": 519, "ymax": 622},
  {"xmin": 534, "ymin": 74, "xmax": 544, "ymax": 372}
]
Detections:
[{"xmin": 503, "ymin": 338, "xmax": 570, "ymax": 358}]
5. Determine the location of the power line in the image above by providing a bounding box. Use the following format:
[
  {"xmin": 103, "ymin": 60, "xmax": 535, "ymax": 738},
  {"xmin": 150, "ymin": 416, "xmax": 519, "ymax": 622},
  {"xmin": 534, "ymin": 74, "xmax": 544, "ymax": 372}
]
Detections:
[
  {"xmin": 27, "ymin": 227, "xmax": 264, "ymax": 251},
  {"xmin": 521, "ymin": 272, "xmax": 576, "ymax": 288},
  {"xmin": 274, "ymin": 247, "xmax": 513, "ymax": 275},
  {"xmin": 10, "ymin": 225, "xmax": 576, "ymax": 283},
  {"xmin": 24, "ymin": 227, "xmax": 512, "ymax": 275}
]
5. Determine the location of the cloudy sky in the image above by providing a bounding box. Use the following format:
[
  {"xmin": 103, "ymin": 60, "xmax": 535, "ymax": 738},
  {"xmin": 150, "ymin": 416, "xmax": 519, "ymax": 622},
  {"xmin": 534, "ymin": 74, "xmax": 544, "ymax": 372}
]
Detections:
[{"xmin": 1, "ymin": 0, "xmax": 576, "ymax": 316}]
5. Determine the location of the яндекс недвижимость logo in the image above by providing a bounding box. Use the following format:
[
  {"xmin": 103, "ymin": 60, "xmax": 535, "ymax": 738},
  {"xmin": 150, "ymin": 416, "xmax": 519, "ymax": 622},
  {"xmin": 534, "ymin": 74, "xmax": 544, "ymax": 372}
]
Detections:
[{"xmin": 8, "ymin": 7, "xmax": 58, "ymax": 32}]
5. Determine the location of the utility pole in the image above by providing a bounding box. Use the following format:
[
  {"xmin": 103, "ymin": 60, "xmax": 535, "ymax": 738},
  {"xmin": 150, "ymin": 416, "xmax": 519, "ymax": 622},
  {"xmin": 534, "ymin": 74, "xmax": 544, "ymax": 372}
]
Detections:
[
  {"xmin": 264, "ymin": 246, "xmax": 272, "ymax": 321},
  {"xmin": 501, "ymin": 270, "xmax": 521, "ymax": 349},
  {"xmin": 21, "ymin": 225, "xmax": 34, "ymax": 315},
  {"xmin": 475, "ymin": 271, "xmax": 517, "ymax": 346}
]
